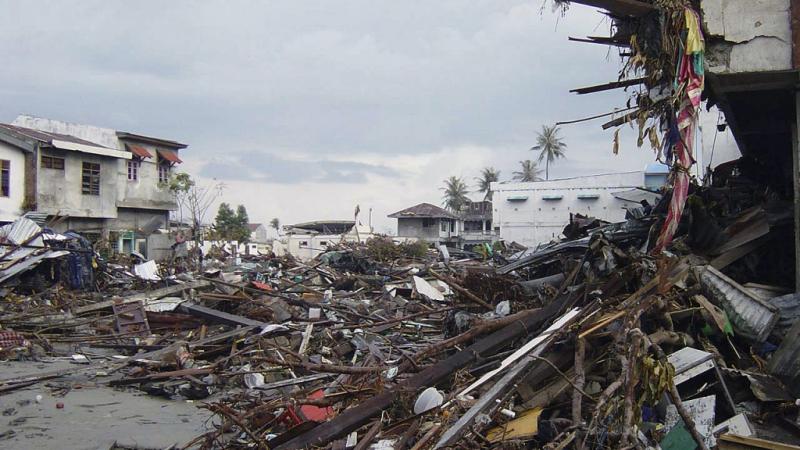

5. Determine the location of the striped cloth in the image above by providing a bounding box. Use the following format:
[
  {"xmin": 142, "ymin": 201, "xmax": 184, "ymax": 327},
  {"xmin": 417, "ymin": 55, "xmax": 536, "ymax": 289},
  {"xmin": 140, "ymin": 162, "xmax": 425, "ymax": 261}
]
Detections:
[{"xmin": 653, "ymin": 8, "xmax": 704, "ymax": 253}]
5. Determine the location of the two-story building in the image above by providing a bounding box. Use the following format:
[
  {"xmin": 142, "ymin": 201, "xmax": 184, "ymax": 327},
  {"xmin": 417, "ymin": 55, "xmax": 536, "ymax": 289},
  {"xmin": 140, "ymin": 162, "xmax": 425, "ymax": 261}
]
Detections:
[
  {"xmin": 388, "ymin": 203, "xmax": 461, "ymax": 246},
  {"xmin": 0, "ymin": 115, "xmax": 186, "ymax": 257}
]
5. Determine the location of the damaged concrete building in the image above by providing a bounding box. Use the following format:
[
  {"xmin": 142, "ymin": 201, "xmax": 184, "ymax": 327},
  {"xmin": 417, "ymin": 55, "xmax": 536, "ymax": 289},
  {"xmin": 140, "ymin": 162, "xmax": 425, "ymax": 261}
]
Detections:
[
  {"xmin": 0, "ymin": 115, "xmax": 185, "ymax": 257},
  {"xmin": 388, "ymin": 201, "xmax": 498, "ymax": 250}
]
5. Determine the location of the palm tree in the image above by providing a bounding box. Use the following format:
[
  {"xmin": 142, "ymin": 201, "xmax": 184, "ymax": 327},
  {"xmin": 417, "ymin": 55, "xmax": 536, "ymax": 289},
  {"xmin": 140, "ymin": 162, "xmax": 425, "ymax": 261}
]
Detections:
[
  {"xmin": 512, "ymin": 160, "xmax": 543, "ymax": 182},
  {"xmin": 475, "ymin": 167, "xmax": 500, "ymax": 200},
  {"xmin": 441, "ymin": 176, "xmax": 470, "ymax": 212},
  {"xmin": 531, "ymin": 124, "xmax": 566, "ymax": 180}
]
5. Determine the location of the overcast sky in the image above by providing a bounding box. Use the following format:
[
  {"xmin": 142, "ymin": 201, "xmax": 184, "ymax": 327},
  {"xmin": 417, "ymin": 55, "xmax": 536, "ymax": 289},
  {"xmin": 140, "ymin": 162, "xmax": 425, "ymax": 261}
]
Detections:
[{"xmin": 0, "ymin": 1, "xmax": 664, "ymax": 233}]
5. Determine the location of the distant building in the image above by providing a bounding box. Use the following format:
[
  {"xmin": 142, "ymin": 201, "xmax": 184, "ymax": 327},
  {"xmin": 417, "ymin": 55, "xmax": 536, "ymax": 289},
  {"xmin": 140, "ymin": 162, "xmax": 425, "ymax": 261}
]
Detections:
[
  {"xmin": 283, "ymin": 220, "xmax": 374, "ymax": 261},
  {"xmin": 0, "ymin": 115, "xmax": 186, "ymax": 258},
  {"xmin": 387, "ymin": 201, "xmax": 498, "ymax": 249},
  {"xmin": 490, "ymin": 168, "xmax": 667, "ymax": 249},
  {"xmin": 460, "ymin": 200, "xmax": 497, "ymax": 249},
  {"xmin": 388, "ymin": 203, "xmax": 460, "ymax": 246},
  {"xmin": 248, "ymin": 223, "xmax": 268, "ymax": 243}
]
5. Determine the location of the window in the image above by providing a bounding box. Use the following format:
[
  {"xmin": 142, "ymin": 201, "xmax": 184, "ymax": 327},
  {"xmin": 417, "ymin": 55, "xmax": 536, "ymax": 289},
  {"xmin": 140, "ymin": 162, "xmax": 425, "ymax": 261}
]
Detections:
[
  {"xmin": 81, "ymin": 162, "xmax": 100, "ymax": 195},
  {"xmin": 127, "ymin": 160, "xmax": 140, "ymax": 181},
  {"xmin": 158, "ymin": 161, "xmax": 170, "ymax": 183},
  {"xmin": 41, "ymin": 156, "xmax": 65, "ymax": 170},
  {"xmin": 450, "ymin": 221, "xmax": 455, "ymax": 232},
  {"xmin": 299, "ymin": 241, "xmax": 309, "ymax": 246},
  {"xmin": 422, "ymin": 218, "xmax": 435, "ymax": 228},
  {"xmin": 0, "ymin": 160, "xmax": 9, "ymax": 197},
  {"xmin": 441, "ymin": 221, "xmax": 448, "ymax": 232},
  {"xmin": 320, "ymin": 241, "xmax": 328, "ymax": 246}
]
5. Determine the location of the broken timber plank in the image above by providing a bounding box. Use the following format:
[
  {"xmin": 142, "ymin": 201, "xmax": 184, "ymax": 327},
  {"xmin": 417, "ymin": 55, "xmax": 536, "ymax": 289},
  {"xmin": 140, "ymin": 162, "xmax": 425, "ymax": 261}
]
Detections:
[
  {"xmin": 569, "ymin": 36, "xmax": 630, "ymax": 47},
  {"xmin": 571, "ymin": 77, "xmax": 646, "ymax": 95},
  {"xmin": 272, "ymin": 292, "xmax": 577, "ymax": 450},
  {"xmin": 717, "ymin": 433, "xmax": 800, "ymax": 450},
  {"xmin": 74, "ymin": 280, "xmax": 210, "ymax": 315},
  {"xmin": 129, "ymin": 325, "xmax": 258, "ymax": 363},
  {"xmin": 568, "ymin": 0, "xmax": 658, "ymax": 17},
  {"xmin": 178, "ymin": 302, "xmax": 267, "ymax": 328},
  {"xmin": 434, "ymin": 308, "xmax": 583, "ymax": 448}
]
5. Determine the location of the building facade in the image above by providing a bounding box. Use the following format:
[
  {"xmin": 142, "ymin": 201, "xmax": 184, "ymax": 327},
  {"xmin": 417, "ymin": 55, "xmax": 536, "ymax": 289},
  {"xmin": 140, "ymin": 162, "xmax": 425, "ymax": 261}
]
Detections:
[
  {"xmin": 0, "ymin": 115, "xmax": 186, "ymax": 258},
  {"xmin": 283, "ymin": 220, "xmax": 374, "ymax": 261},
  {"xmin": 491, "ymin": 169, "xmax": 666, "ymax": 249},
  {"xmin": 248, "ymin": 223, "xmax": 269, "ymax": 243},
  {"xmin": 388, "ymin": 203, "xmax": 461, "ymax": 245}
]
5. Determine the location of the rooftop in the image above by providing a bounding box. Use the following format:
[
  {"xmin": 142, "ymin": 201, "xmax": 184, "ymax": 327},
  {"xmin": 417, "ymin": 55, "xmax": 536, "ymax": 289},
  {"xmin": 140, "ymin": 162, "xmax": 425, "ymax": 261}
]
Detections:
[
  {"xmin": 388, "ymin": 203, "xmax": 459, "ymax": 220},
  {"xmin": 0, "ymin": 123, "xmax": 116, "ymax": 149}
]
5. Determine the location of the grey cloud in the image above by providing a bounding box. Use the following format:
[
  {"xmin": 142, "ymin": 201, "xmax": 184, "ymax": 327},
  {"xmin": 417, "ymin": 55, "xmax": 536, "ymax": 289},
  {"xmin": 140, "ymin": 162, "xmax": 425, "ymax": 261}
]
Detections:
[
  {"xmin": 0, "ymin": 1, "xmax": 633, "ymax": 163},
  {"xmin": 199, "ymin": 151, "xmax": 400, "ymax": 184}
]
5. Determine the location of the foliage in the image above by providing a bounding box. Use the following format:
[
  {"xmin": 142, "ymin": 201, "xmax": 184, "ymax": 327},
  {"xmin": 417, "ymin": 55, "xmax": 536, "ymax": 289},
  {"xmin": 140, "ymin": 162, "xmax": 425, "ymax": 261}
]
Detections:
[
  {"xmin": 270, "ymin": 217, "xmax": 280, "ymax": 231},
  {"xmin": 475, "ymin": 167, "xmax": 500, "ymax": 200},
  {"xmin": 365, "ymin": 237, "xmax": 429, "ymax": 262},
  {"xmin": 512, "ymin": 160, "xmax": 543, "ymax": 182},
  {"xmin": 531, "ymin": 124, "xmax": 567, "ymax": 180},
  {"xmin": 214, "ymin": 203, "xmax": 251, "ymax": 242},
  {"xmin": 441, "ymin": 176, "xmax": 470, "ymax": 212},
  {"xmin": 166, "ymin": 173, "xmax": 223, "ymax": 236}
]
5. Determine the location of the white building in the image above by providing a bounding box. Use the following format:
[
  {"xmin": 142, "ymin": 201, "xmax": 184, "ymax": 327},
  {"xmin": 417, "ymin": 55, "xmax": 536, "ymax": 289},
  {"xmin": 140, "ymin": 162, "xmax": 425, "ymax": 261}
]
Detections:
[
  {"xmin": 284, "ymin": 220, "xmax": 374, "ymax": 261},
  {"xmin": 490, "ymin": 167, "xmax": 667, "ymax": 248},
  {"xmin": 248, "ymin": 223, "xmax": 269, "ymax": 243}
]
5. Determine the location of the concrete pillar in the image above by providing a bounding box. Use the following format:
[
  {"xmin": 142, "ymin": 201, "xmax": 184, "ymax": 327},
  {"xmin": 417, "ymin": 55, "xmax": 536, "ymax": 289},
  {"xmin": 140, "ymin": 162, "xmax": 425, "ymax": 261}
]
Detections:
[{"xmin": 794, "ymin": 92, "xmax": 800, "ymax": 292}]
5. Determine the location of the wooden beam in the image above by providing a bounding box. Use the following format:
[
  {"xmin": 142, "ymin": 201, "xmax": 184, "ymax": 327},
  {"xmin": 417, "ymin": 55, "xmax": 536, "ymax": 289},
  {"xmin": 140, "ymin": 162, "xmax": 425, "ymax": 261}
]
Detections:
[
  {"xmin": 602, "ymin": 111, "xmax": 639, "ymax": 129},
  {"xmin": 74, "ymin": 280, "xmax": 210, "ymax": 315},
  {"xmin": 273, "ymin": 293, "xmax": 579, "ymax": 450},
  {"xmin": 178, "ymin": 302, "xmax": 268, "ymax": 328},
  {"xmin": 570, "ymin": 77, "xmax": 646, "ymax": 95},
  {"xmin": 568, "ymin": 0, "xmax": 658, "ymax": 17},
  {"xmin": 569, "ymin": 36, "xmax": 629, "ymax": 47}
]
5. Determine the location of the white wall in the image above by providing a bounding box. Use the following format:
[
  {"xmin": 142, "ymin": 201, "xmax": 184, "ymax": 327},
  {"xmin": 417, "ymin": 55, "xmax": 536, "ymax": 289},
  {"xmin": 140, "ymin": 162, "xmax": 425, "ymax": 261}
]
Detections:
[
  {"xmin": 286, "ymin": 227, "xmax": 375, "ymax": 261},
  {"xmin": 0, "ymin": 142, "xmax": 27, "ymax": 222},
  {"xmin": 491, "ymin": 172, "xmax": 646, "ymax": 248},
  {"xmin": 698, "ymin": 105, "xmax": 741, "ymax": 176},
  {"xmin": 250, "ymin": 225, "xmax": 269, "ymax": 243},
  {"xmin": 115, "ymin": 140, "xmax": 177, "ymax": 210},
  {"xmin": 13, "ymin": 115, "xmax": 120, "ymax": 149}
]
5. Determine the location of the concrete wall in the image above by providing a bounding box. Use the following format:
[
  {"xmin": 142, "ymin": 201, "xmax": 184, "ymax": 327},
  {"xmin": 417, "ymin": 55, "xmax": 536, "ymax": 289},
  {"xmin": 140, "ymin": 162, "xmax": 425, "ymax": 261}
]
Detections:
[
  {"xmin": 146, "ymin": 232, "xmax": 176, "ymax": 261},
  {"xmin": 250, "ymin": 225, "xmax": 269, "ymax": 243},
  {"xmin": 286, "ymin": 229, "xmax": 375, "ymax": 261},
  {"xmin": 13, "ymin": 115, "xmax": 120, "ymax": 149},
  {"xmin": 0, "ymin": 141, "xmax": 27, "ymax": 222},
  {"xmin": 702, "ymin": 0, "xmax": 792, "ymax": 74},
  {"xmin": 115, "ymin": 140, "xmax": 177, "ymax": 210},
  {"xmin": 396, "ymin": 217, "xmax": 460, "ymax": 241},
  {"xmin": 37, "ymin": 149, "xmax": 119, "ymax": 219},
  {"xmin": 109, "ymin": 208, "xmax": 168, "ymax": 232},
  {"xmin": 491, "ymin": 172, "xmax": 647, "ymax": 248}
]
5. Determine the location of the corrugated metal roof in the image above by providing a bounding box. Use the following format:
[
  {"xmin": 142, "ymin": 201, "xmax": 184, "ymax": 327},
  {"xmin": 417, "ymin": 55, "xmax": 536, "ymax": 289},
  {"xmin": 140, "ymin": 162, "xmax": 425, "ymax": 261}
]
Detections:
[
  {"xmin": 126, "ymin": 143, "xmax": 153, "ymax": 159},
  {"xmin": 157, "ymin": 148, "xmax": 182, "ymax": 164},
  {"xmin": 696, "ymin": 265, "xmax": 778, "ymax": 342}
]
